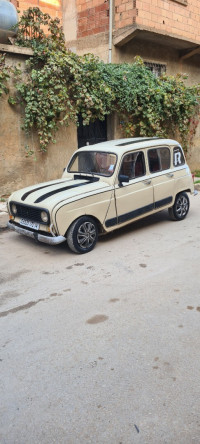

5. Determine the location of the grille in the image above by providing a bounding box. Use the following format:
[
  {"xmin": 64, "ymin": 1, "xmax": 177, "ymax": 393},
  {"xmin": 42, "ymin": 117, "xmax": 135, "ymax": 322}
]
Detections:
[{"xmin": 11, "ymin": 202, "xmax": 49, "ymax": 224}]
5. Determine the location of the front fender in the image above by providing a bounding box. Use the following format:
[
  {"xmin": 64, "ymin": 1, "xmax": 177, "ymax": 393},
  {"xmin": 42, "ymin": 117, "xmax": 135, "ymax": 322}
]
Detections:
[{"xmin": 53, "ymin": 190, "xmax": 113, "ymax": 236}]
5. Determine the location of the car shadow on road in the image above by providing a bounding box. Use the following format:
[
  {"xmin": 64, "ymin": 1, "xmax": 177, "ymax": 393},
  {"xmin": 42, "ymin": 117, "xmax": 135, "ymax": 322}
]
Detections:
[{"xmin": 98, "ymin": 209, "xmax": 170, "ymax": 244}]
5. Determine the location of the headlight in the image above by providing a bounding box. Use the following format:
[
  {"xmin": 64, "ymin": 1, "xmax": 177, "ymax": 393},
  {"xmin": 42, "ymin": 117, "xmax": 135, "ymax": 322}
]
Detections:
[
  {"xmin": 41, "ymin": 211, "xmax": 48, "ymax": 223},
  {"xmin": 12, "ymin": 203, "xmax": 17, "ymax": 215}
]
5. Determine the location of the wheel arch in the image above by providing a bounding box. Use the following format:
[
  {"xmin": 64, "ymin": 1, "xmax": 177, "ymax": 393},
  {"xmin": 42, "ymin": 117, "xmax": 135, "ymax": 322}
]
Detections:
[
  {"xmin": 65, "ymin": 214, "xmax": 103, "ymax": 237},
  {"xmin": 180, "ymin": 188, "xmax": 192, "ymax": 194},
  {"xmin": 170, "ymin": 188, "xmax": 191, "ymax": 207},
  {"xmin": 168, "ymin": 190, "xmax": 190, "ymax": 221}
]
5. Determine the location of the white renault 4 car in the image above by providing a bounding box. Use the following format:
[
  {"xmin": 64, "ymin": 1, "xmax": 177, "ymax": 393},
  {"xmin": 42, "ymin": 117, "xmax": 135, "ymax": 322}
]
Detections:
[{"xmin": 7, "ymin": 138, "xmax": 196, "ymax": 253}]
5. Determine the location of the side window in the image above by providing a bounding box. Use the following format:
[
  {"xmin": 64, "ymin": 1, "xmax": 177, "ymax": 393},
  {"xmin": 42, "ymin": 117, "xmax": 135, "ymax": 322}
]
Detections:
[
  {"xmin": 173, "ymin": 146, "xmax": 185, "ymax": 167},
  {"xmin": 120, "ymin": 151, "xmax": 145, "ymax": 179},
  {"xmin": 148, "ymin": 147, "xmax": 170, "ymax": 173},
  {"xmin": 159, "ymin": 147, "xmax": 170, "ymax": 170},
  {"xmin": 148, "ymin": 149, "xmax": 160, "ymax": 172}
]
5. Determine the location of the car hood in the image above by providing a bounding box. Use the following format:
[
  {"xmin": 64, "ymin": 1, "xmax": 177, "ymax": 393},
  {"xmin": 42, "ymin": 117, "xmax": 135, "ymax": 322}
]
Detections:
[{"xmin": 10, "ymin": 177, "xmax": 110, "ymax": 210}]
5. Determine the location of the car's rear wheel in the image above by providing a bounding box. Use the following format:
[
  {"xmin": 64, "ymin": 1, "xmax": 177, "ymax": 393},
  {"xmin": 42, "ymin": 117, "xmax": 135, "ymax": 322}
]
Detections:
[
  {"xmin": 67, "ymin": 216, "xmax": 98, "ymax": 254},
  {"xmin": 168, "ymin": 192, "xmax": 190, "ymax": 221}
]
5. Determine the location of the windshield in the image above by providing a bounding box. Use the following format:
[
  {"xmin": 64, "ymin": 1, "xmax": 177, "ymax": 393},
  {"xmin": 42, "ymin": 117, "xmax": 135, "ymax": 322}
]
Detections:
[{"xmin": 68, "ymin": 151, "xmax": 117, "ymax": 177}]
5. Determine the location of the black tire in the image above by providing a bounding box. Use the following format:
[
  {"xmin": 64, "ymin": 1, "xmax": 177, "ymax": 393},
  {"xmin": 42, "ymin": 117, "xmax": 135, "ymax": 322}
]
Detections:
[
  {"xmin": 67, "ymin": 216, "xmax": 98, "ymax": 254},
  {"xmin": 168, "ymin": 192, "xmax": 190, "ymax": 221}
]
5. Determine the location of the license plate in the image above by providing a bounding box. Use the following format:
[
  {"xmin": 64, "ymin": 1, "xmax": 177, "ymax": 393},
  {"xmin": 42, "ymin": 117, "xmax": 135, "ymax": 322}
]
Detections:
[{"xmin": 20, "ymin": 218, "xmax": 40, "ymax": 230}]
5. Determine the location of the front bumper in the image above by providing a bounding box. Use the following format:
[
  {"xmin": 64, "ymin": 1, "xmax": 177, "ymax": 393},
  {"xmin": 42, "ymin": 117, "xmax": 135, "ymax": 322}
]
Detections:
[{"xmin": 7, "ymin": 221, "xmax": 66, "ymax": 245}]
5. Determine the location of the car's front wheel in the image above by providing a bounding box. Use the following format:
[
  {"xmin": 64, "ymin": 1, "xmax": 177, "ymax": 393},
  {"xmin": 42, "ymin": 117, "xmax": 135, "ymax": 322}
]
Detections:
[
  {"xmin": 67, "ymin": 216, "xmax": 98, "ymax": 254},
  {"xmin": 168, "ymin": 192, "xmax": 190, "ymax": 221}
]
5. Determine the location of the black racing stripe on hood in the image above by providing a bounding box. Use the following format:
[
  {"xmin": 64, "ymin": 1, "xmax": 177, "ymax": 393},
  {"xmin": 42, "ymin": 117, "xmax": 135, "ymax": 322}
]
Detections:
[
  {"xmin": 21, "ymin": 181, "xmax": 68, "ymax": 202},
  {"xmin": 34, "ymin": 181, "xmax": 90, "ymax": 203}
]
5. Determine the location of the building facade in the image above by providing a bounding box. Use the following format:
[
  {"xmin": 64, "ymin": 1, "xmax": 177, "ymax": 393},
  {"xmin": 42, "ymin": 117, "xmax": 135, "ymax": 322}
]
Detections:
[
  {"xmin": 62, "ymin": 0, "xmax": 200, "ymax": 169},
  {"xmin": 10, "ymin": 0, "xmax": 62, "ymax": 22},
  {"xmin": 64, "ymin": 0, "xmax": 200, "ymax": 68},
  {"xmin": 10, "ymin": 0, "xmax": 200, "ymax": 76},
  {"xmin": 2, "ymin": 0, "xmax": 199, "ymax": 195}
]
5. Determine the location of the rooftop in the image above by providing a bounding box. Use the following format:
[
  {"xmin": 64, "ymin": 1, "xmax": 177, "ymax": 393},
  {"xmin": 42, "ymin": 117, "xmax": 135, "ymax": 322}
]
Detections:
[{"xmin": 78, "ymin": 137, "xmax": 180, "ymax": 153}]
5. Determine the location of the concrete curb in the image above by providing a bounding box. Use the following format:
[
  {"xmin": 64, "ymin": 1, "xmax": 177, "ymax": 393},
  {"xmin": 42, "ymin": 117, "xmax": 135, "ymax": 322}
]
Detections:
[{"xmin": 0, "ymin": 202, "xmax": 9, "ymax": 229}]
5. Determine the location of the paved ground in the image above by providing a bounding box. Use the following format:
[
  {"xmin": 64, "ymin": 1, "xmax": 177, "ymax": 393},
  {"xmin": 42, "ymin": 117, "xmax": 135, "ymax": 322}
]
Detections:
[{"xmin": 0, "ymin": 193, "xmax": 200, "ymax": 444}]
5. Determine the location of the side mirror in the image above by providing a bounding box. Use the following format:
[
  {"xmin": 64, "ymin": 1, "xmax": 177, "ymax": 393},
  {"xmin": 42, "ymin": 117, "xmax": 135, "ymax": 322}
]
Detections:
[{"xmin": 118, "ymin": 174, "xmax": 129, "ymax": 186}]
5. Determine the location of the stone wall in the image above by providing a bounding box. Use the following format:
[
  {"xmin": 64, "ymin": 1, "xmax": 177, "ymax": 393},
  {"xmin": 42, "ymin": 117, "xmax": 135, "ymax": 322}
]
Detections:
[{"xmin": 0, "ymin": 46, "xmax": 77, "ymax": 197}]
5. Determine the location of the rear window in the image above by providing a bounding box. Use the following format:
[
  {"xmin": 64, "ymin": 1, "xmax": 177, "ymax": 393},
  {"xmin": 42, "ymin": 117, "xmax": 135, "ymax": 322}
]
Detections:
[
  {"xmin": 173, "ymin": 146, "xmax": 185, "ymax": 167},
  {"xmin": 148, "ymin": 147, "xmax": 170, "ymax": 173}
]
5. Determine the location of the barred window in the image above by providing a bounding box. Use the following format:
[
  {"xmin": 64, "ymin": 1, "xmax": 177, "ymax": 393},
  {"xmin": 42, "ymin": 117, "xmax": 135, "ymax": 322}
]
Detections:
[{"xmin": 145, "ymin": 62, "xmax": 166, "ymax": 78}]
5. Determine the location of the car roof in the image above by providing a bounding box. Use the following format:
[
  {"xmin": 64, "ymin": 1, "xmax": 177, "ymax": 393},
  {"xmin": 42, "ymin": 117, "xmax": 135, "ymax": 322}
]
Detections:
[{"xmin": 78, "ymin": 137, "xmax": 180, "ymax": 154}]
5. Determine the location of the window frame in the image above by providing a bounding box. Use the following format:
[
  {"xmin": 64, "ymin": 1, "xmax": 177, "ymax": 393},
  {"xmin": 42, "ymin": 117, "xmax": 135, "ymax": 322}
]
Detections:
[
  {"xmin": 67, "ymin": 150, "xmax": 118, "ymax": 177},
  {"xmin": 173, "ymin": 146, "xmax": 185, "ymax": 167},
  {"xmin": 119, "ymin": 150, "xmax": 146, "ymax": 180},
  {"xmin": 144, "ymin": 62, "xmax": 166, "ymax": 78}
]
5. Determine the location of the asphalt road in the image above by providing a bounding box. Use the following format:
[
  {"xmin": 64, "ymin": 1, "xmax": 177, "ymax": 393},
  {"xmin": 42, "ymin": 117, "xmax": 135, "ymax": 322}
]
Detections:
[{"xmin": 0, "ymin": 194, "xmax": 200, "ymax": 444}]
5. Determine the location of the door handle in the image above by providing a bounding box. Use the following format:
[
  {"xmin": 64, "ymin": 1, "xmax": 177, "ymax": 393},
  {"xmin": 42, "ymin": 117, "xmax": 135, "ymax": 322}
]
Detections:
[
  {"xmin": 166, "ymin": 173, "xmax": 174, "ymax": 178},
  {"xmin": 144, "ymin": 179, "xmax": 151, "ymax": 185}
]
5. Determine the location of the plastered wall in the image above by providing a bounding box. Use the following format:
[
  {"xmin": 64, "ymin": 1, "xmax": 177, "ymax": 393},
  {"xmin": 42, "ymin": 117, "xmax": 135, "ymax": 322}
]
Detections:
[{"xmin": 0, "ymin": 50, "xmax": 77, "ymax": 196}]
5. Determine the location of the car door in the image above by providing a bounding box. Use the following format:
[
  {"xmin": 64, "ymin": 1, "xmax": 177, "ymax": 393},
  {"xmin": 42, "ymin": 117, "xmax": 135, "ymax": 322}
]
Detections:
[
  {"xmin": 147, "ymin": 146, "xmax": 175, "ymax": 209},
  {"xmin": 113, "ymin": 150, "xmax": 154, "ymax": 226}
]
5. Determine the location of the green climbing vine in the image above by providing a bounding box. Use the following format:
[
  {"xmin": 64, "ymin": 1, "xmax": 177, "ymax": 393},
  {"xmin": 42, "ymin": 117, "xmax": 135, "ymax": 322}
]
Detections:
[
  {"xmin": 5, "ymin": 7, "xmax": 200, "ymax": 152},
  {"xmin": 0, "ymin": 54, "xmax": 10, "ymax": 97},
  {"xmin": 9, "ymin": 8, "xmax": 114, "ymax": 151},
  {"xmin": 99, "ymin": 59, "xmax": 200, "ymax": 148}
]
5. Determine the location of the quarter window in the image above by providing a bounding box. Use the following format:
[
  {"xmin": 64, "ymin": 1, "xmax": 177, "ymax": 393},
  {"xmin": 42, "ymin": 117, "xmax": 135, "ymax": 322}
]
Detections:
[
  {"xmin": 120, "ymin": 151, "xmax": 145, "ymax": 179},
  {"xmin": 148, "ymin": 147, "xmax": 170, "ymax": 173},
  {"xmin": 173, "ymin": 146, "xmax": 185, "ymax": 167}
]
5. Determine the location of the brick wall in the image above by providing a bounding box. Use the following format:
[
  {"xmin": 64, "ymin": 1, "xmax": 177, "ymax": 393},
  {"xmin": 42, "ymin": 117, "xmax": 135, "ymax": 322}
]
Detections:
[
  {"xmin": 11, "ymin": 0, "xmax": 200, "ymax": 44},
  {"xmin": 115, "ymin": 0, "xmax": 200, "ymax": 44},
  {"xmin": 77, "ymin": 0, "xmax": 109, "ymax": 38},
  {"xmin": 115, "ymin": 0, "xmax": 137, "ymax": 28},
  {"xmin": 10, "ymin": 0, "xmax": 62, "ymax": 23},
  {"xmin": 10, "ymin": 0, "xmax": 18, "ymax": 8}
]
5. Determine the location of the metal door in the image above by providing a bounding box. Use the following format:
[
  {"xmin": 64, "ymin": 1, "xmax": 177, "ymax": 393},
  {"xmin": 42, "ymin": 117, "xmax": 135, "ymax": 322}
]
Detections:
[{"xmin": 78, "ymin": 116, "xmax": 107, "ymax": 148}]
